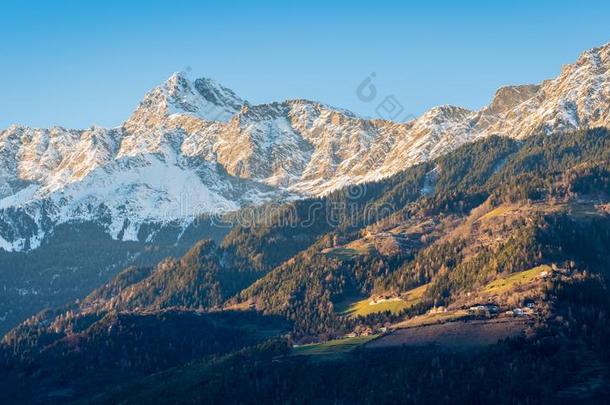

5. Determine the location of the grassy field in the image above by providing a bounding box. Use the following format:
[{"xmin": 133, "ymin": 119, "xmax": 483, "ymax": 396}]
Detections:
[
  {"xmin": 338, "ymin": 284, "xmax": 428, "ymax": 318},
  {"xmin": 322, "ymin": 247, "xmax": 361, "ymax": 259},
  {"xmin": 481, "ymin": 265, "xmax": 551, "ymax": 295},
  {"xmin": 395, "ymin": 309, "xmax": 470, "ymax": 329},
  {"xmin": 402, "ymin": 284, "xmax": 428, "ymax": 305},
  {"xmin": 371, "ymin": 318, "xmax": 527, "ymax": 349},
  {"xmin": 480, "ymin": 205, "xmax": 513, "ymax": 220},
  {"xmin": 345, "ymin": 238, "xmax": 375, "ymax": 253},
  {"xmin": 291, "ymin": 335, "xmax": 379, "ymax": 356},
  {"xmin": 341, "ymin": 298, "xmax": 410, "ymax": 317},
  {"xmin": 323, "ymin": 239, "xmax": 375, "ymax": 260}
]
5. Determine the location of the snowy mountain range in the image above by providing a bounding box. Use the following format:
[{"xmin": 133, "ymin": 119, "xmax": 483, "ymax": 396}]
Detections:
[{"xmin": 1, "ymin": 42, "xmax": 609, "ymax": 252}]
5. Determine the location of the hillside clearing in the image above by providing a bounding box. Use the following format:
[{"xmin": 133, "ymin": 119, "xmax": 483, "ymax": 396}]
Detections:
[
  {"xmin": 338, "ymin": 284, "xmax": 428, "ymax": 318},
  {"xmin": 291, "ymin": 335, "xmax": 379, "ymax": 356},
  {"xmin": 393, "ymin": 309, "xmax": 470, "ymax": 329},
  {"xmin": 368, "ymin": 318, "xmax": 528, "ymax": 349},
  {"xmin": 481, "ymin": 265, "xmax": 551, "ymax": 295}
]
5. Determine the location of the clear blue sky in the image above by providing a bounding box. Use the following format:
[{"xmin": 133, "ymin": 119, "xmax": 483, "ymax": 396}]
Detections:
[{"xmin": 1, "ymin": 0, "xmax": 610, "ymax": 128}]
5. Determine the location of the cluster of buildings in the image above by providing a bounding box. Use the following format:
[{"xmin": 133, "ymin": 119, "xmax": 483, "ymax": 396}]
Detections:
[{"xmin": 468, "ymin": 300, "xmax": 536, "ymax": 318}]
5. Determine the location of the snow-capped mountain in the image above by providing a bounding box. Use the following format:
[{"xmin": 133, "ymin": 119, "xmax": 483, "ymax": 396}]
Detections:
[{"xmin": 1, "ymin": 43, "xmax": 610, "ymax": 251}]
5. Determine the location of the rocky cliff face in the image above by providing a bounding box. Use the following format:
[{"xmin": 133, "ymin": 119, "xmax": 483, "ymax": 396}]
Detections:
[{"xmin": 1, "ymin": 43, "xmax": 609, "ymax": 251}]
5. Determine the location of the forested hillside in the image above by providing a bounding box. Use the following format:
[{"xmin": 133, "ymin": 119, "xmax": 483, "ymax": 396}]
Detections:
[{"xmin": 2, "ymin": 128, "xmax": 610, "ymax": 403}]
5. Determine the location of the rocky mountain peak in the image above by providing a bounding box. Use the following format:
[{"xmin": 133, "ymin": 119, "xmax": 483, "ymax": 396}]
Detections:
[
  {"xmin": 124, "ymin": 73, "xmax": 244, "ymax": 132},
  {"xmin": 487, "ymin": 85, "xmax": 540, "ymax": 115},
  {"xmin": 162, "ymin": 72, "xmax": 244, "ymax": 121},
  {"xmin": 574, "ymin": 42, "xmax": 610, "ymax": 68},
  {"xmin": 2, "ymin": 42, "xmax": 610, "ymax": 251},
  {"xmin": 421, "ymin": 105, "xmax": 473, "ymax": 123}
]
